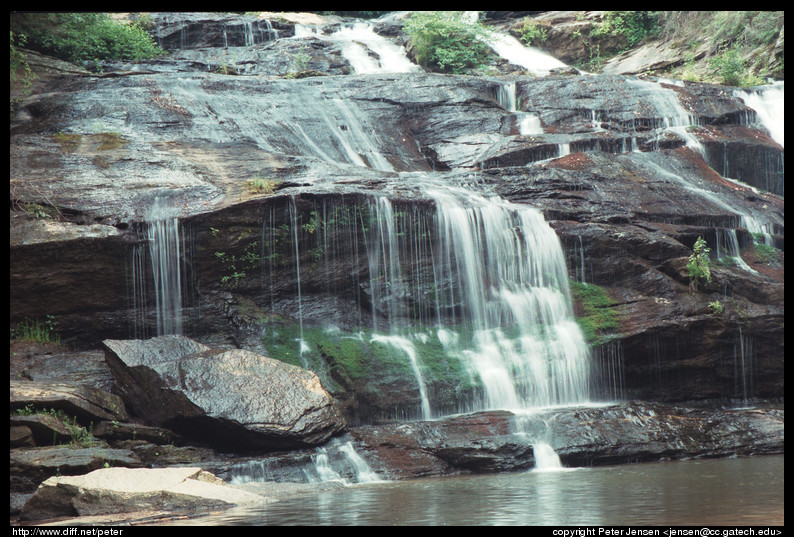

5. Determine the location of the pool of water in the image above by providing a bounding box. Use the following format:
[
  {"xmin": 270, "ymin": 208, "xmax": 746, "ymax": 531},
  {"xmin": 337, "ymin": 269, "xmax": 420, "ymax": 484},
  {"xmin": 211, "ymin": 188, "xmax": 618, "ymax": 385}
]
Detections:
[{"xmin": 172, "ymin": 455, "xmax": 784, "ymax": 526}]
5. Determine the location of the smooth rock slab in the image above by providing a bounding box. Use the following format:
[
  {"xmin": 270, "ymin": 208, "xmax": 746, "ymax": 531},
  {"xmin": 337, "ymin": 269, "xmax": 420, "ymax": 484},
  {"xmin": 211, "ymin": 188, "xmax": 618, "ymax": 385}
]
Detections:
[
  {"xmin": 10, "ymin": 380, "xmax": 129, "ymax": 424},
  {"xmin": 19, "ymin": 467, "xmax": 267, "ymax": 521},
  {"xmin": 103, "ymin": 335, "xmax": 346, "ymax": 452},
  {"xmin": 10, "ymin": 446, "xmax": 143, "ymax": 493}
]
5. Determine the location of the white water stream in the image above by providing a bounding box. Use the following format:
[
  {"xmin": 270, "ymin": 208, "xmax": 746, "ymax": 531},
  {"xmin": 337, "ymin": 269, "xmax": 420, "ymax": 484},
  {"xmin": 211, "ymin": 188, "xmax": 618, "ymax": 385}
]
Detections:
[
  {"xmin": 464, "ymin": 11, "xmax": 572, "ymax": 76},
  {"xmin": 296, "ymin": 22, "xmax": 421, "ymax": 75},
  {"xmin": 141, "ymin": 195, "xmax": 184, "ymax": 336},
  {"xmin": 735, "ymin": 81, "xmax": 784, "ymax": 147},
  {"xmin": 423, "ymin": 185, "xmax": 591, "ymax": 411}
]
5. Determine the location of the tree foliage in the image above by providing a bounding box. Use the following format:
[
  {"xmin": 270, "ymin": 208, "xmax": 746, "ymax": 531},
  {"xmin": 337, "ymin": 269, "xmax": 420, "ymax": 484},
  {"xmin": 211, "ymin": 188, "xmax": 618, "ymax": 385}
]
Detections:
[
  {"xmin": 591, "ymin": 11, "xmax": 660, "ymax": 48},
  {"xmin": 403, "ymin": 11, "xmax": 492, "ymax": 74},
  {"xmin": 9, "ymin": 13, "xmax": 164, "ymax": 67}
]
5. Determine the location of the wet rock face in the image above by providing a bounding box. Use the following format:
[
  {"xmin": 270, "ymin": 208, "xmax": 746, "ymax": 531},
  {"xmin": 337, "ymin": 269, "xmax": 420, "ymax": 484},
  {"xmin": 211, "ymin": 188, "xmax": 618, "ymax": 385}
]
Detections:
[
  {"xmin": 345, "ymin": 402, "xmax": 784, "ymax": 478},
  {"xmin": 9, "ymin": 12, "xmax": 784, "ymax": 418},
  {"xmin": 149, "ymin": 12, "xmax": 293, "ymax": 50},
  {"xmin": 102, "ymin": 335, "xmax": 346, "ymax": 452}
]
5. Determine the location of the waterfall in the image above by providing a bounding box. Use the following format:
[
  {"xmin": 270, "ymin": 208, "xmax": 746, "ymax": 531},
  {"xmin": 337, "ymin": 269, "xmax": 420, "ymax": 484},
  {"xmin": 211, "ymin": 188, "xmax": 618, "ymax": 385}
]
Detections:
[
  {"xmin": 734, "ymin": 326, "xmax": 756, "ymax": 405},
  {"xmin": 532, "ymin": 442, "xmax": 564, "ymax": 471},
  {"xmin": 591, "ymin": 340, "xmax": 625, "ymax": 401},
  {"xmin": 370, "ymin": 334, "xmax": 432, "ymax": 420},
  {"xmin": 305, "ymin": 447, "xmax": 346, "ymax": 484},
  {"xmin": 270, "ymin": 185, "xmax": 592, "ymax": 417},
  {"xmin": 304, "ymin": 440, "xmax": 384, "ymax": 485},
  {"xmin": 715, "ymin": 228, "xmax": 758, "ymax": 275},
  {"xmin": 338, "ymin": 441, "xmax": 383, "ymax": 483},
  {"xmin": 137, "ymin": 195, "xmax": 184, "ymax": 337},
  {"xmin": 229, "ymin": 438, "xmax": 383, "ymax": 485},
  {"xmin": 296, "ymin": 22, "xmax": 421, "ymax": 75},
  {"xmin": 420, "ymin": 184, "xmax": 591, "ymax": 411},
  {"xmin": 497, "ymin": 81, "xmax": 544, "ymax": 136},
  {"xmin": 626, "ymin": 78, "xmax": 704, "ymax": 156},
  {"xmin": 734, "ymin": 81, "xmax": 784, "ymax": 147},
  {"xmin": 464, "ymin": 12, "xmax": 571, "ymax": 76},
  {"xmin": 486, "ymin": 32, "xmax": 571, "ymax": 76},
  {"xmin": 289, "ymin": 197, "xmax": 308, "ymax": 367},
  {"xmin": 637, "ymin": 155, "xmax": 770, "ymax": 274},
  {"xmin": 512, "ymin": 412, "xmax": 574, "ymax": 472}
]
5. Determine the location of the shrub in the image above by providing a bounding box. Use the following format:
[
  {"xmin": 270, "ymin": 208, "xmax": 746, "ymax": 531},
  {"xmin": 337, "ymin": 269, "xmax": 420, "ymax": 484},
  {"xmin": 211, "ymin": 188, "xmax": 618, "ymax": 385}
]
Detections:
[
  {"xmin": 754, "ymin": 243, "xmax": 781, "ymax": 265},
  {"xmin": 709, "ymin": 46, "xmax": 746, "ymax": 86},
  {"xmin": 403, "ymin": 11, "xmax": 492, "ymax": 74},
  {"xmin": 10, "ymin": 30, "xmax": 35, "ymax": 93},
  {"xmin": 687, "ymin": 236, "xmax": 711, "ymax": 292},
  {"xmin": 518, "ymin": 19, "xmax": 548, "ymax": 46},
  {"xmin": 591, "ymin": 11, "xmax": 660, "ymax": 47},
  {"xmin": 10, "ymin": 13, "xmax": 164, "ymax": 66}
]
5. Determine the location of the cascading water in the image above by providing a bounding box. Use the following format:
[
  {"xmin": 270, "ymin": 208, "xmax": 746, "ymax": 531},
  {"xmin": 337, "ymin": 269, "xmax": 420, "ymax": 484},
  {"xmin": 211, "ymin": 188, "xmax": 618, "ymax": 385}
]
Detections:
[
  {"xmin": 132, "ymin": 195, "xmax": 185, "ymax": 337},
  {"xmin": 497, "ymin": 82, "xmax": 544, "ymax": 136},
  {"xmin": 423, "ymin": 184, "xmax": 591, "ymax": 411},
  {"xmin": 618, "ymin": 77, "xmax": 775, "ymax": 270},
  {"xmin": 636, "ymin": 154, "xmax": 770, "ymax": 274},
  {"xmin": 733, "ymin": 327, "xmax": 756, "ymax": 406},
  {"xmin": 370, "ymin": 334, "xmax": 433, "ymax": 420},
  {"xmin": 295, "ymin": 22, "xmax": 420, "ymax": 75},
  {"xmin": 532, "ymin": 442, "xmax": 565, "ymax": 471},
  {"xmin": 626, "ymin": 78, "xmax": 705, "ymax": 156},
  {"xmin": 230, "ymin": 438, "xmax": 383, "ymax": 486},
  {"xmin": 464, "ymin": 11, "xmax": 572, "ymax": 76},
  {"xmin": 734, "ymin": 81, "xmax": 784, "ymax": 148},
  {"xmin": 264, "ymin": 183, "xmax": 593, "ymax": 421}
]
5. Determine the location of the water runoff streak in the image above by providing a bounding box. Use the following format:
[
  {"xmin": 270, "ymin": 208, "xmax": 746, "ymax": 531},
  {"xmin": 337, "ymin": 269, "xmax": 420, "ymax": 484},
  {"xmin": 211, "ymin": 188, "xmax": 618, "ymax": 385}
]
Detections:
[{"xmin": 132, "ymin": 195, "xmax": 185, "ymax": 337}]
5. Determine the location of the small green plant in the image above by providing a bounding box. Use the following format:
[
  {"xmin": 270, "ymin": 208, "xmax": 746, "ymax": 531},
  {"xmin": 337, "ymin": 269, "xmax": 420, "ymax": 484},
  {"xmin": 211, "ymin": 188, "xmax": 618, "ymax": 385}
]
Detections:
[
  {"xmin": 290, "ymin": 47, "xmax": 310, "ymax": 73},
  {"xmin": 214, "ymin": 241, "xmax": 262, "ymax": 287},
  {"xmin": 10, "ymin": 30, "xmax": 37, "ymax": 112},
  {"xmin": 12, "ymin": 406, "xmax": 95, "ymax": 447},
  {"xmin": 302, "ymin": 211, "xmax": 318, "ymax": 234},
  {"xmin": 11, "ymin": 315, "xmax": 60, "ymax": 343},
  {"xmin": 246, "ymin": 177, "xmax": 279, "ymax": 194},
  {"xmin": 10, "ymin": 13, "xmax": 165, "ymax": 66},
  {"xmin": 591, "ymin": 11, "xmax": 660, "ymax": 48},
  {"xmin": 708, "ymin": 300, "xmax": 724, "ymax": 315},
  {"xmin": 687, "ymin": 236, "xmax": 711, "ymax": 292},
  {"xmin": 519, "ymin": 19, "xmax": 548, "ymax": 46}
]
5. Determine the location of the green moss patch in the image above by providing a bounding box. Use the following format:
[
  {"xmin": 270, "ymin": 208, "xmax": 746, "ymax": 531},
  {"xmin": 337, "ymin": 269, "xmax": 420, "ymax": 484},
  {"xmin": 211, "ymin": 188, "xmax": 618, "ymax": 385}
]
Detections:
[{"xmin": 569, "ymin": 281, "xmax": 621, "ymax": 346}]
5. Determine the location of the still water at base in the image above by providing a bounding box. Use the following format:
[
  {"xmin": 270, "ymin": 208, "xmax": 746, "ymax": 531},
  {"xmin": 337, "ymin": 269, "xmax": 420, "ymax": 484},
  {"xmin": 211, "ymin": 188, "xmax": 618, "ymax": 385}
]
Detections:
[{"xmin": 173, "ymin": 455, "xmax": 783, "ymax": 526}]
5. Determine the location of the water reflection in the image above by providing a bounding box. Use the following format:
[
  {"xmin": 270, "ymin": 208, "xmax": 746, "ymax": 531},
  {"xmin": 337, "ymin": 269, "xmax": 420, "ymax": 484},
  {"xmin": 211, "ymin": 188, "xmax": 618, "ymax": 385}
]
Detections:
[{"xmin": 170, "ymin": 455, "xmax": 783, "ymax": 526}]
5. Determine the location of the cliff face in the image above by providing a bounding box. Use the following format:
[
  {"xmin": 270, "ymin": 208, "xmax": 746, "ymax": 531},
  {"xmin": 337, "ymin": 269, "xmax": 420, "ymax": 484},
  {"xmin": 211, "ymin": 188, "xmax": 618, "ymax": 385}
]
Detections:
[{"xmin": 10, "ymin": 12, "xmax": 783, "ymax": 423}]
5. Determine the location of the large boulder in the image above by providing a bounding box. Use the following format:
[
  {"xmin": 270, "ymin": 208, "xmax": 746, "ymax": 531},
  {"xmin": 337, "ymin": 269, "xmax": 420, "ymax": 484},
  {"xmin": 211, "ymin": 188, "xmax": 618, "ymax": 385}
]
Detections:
[
  {"xmin": 19, "ymin": 466, "xmax": 267, "ymax": 522},
  {"xmin": 102, "ymin": 335, "xmax": 346, "ymax": 452}
]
